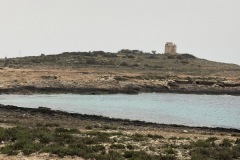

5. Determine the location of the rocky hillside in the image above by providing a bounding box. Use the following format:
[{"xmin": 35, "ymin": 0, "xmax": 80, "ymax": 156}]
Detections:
[
  {"xmin": 0, "ymin": 50, "xmax": 240, "ymax": 95},
  {"xmin": 0, "ymin": 50, "xmax": 240, "ymax": 76}
]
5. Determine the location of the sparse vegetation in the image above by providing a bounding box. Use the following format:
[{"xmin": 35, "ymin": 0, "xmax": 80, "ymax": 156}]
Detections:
[
  {"xmin": 114, "ymin": 76, "xmax": 129, "ymax": 81},
  {"xmin": 0, "ymin": 50, "xmax": 238, "ymax": 78},
  {"xmin": 1, "ymin": 104, "xmax": 240, "ymax": 160},
  {"xmin": 189, "ymin": 138, "xmax": 240, "ymax": 160},
  {"xmin": 0, "ymin": 50, "xmax": 240, "ymax": 159},
  {"xmin": 147, "ymin": 134, "xmax": 164, "ymax": 139},
  {"xmin": 0, "ymin": 50, "xmax": 239, "ymax": 96},
  {"xmin": 0, "ymin": 125, "xmax": 182, "ymax": 159}
]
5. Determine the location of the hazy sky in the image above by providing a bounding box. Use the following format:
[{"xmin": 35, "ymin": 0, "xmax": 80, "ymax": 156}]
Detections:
[{"xmin": 0, "ymin": 0, "xmax": 240, "ymax": 64}]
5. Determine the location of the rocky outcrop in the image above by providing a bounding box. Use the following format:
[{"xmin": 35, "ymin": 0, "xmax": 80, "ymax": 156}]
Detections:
[{"xmin": 0, "ymin": 83, "xmax": 239, "ymax": 95}]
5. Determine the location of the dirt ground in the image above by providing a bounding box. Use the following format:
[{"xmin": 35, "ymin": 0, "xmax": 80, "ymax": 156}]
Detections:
[
  {"xmin": 0, "ymin": 53, "xmax": 240, "ymax": 159},
  {"xmin": 0, "ymin": 154, "xmax": 84, "ymax": 160},
  {"xmin": 0, "ymin": 105, "xmax": 239, "ymax": 160},
  {"xmin": 0, "ymin": 67, "xmax": 240, "ymax": 95}
]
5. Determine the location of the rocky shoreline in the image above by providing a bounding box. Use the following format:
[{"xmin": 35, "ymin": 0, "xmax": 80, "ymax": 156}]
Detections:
[
  {"xmin": 0, "ymin": 104, "xmax": 239, "ymax": 133},
  {"xmin": 1, "ymin": 104, "xmax": 240, "ymax": 159},
  {"xmin": 0, "ymin": 85, "xmax": 240, "ymax": 96},
  {"xmin": 1, "ymin": 52, "xmax": 240, "ymax": 159}
]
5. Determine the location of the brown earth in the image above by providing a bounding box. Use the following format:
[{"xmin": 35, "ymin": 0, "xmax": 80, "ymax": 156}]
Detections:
[
  {"xmin": 0, "ymin": 104, "xmax": 240, "ymax": 160},
  {"xmin": 0, "ymin": 51, "xmax": 240, "ymax": 95},
  {"xmin": 0, "ymin": 52, "xmax": 240, "ymax": 159}
]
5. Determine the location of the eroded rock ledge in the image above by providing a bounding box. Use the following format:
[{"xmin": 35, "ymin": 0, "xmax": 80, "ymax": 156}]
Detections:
[{"xmin": 0, "ymin": 85, "xmax": 239, "ymax": 96}]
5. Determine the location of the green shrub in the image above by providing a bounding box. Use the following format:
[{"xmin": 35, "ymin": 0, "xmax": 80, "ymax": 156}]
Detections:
[
  {"xmin": 120, "ymin": 62, "xmax": 128, "ymax": 66},
  {"xmin": 114, "ymin": 76, "xmax": 128, "ymax": 81},
  {"xmin": 85, "ymin": 131, "xmax": 110, "ymax": 143},
  {"xmin": 190, "ymin": 147, "xmax": 212, "ymax": 159},
  {"xmin": 110, "ymin": 132, "xmax": 123, "ymax": 136},
  {"xmin": 9, "ymin": 127, "xmax": 35, "ymax": 142},
  {"xmin": 147, "ymin": 134, "xmax": 164, "ymax": 139},
  {"xmin": 86, "ymin": 58, "xmax": 98, "ymax": 65},
  {"xmin": 0, "ymin": 145, "xmax": 18, "ymax": 155},
  {"xmin": 206, "ymin": 137, "xmax": 218, "ymax": 142},
  {"xmin": 164, "ymin": 147, "xmax": 176, "ymax": 155},
  {"xmin": 81, "ymin": 134, "xmax": 110, "ymax": 145},
  {"xmin": 126, "ymin": 144, "xmax": 135, "ymax": 150},
  {"xmin": 45, "ymin": 123, "xmax": 60, "ymax": 127},
  {"xmin": 231, "ymin": 133, "xmax": 240, "ymax": 137},
  {"xmin": 110, "ymin": 144, "xmax": 125, "ymax": 149},
  {"xmin": 235, "ymin": 138, "xmax": 240, "ymax": 144},
  {"xmin": 39, "ymin": 134, "xmax": 53, "ymax": 144},
  {"xmin": 54, "ymin": 132, "xmax": 74, "ymax": 144},
  {"xmin": 123, "ymin": 150, "xmax": 152, "ymax": 159},
  {"xmin": 55, "ymin": 127, "xmax": 79, "ymax": 134},
  {"xmin": 91, "ymin": 145, "xmax": 105, "ymax": 152},
  {"xmin": 123, "ymin": 150, "xmax": 137, "ymax": 158},
  {"xmin": 50, "ymin": 146, "xmax": 67, "ymax": 158},
  {"xmin": 213, "ymin": 149, "xmax": 232, "ymax": 160},
  {"xmin": 126, "ymin": 55, "xmax": 135, "ymax": 59},
  {"xmin": 232, "ymin": 145, "xmax": 240, "ymax": 158},
  {"xmin": 107, "ymin": 150, "xmax": 123, "ymax": 160},
  {"xmin": 160, "ymin": 154, "xmax": 177, "ymax": 160},
  {"xmin": 95, "ymin": 150, "xmax": 123, "ymax": 160},
  {"xmin": 131, "ymin": 133, "xmax": 146, "ymax": 141},
  {"xmin": 169, "ymin": 137, "xmax": 178, "ymax": 140},
  {"xmin": 85, "ymin": 125, "xmax": 93, "ymax": 130},
  {"xmin": 22, "ymin": 143, "xmax": 42, "ymax": 155},
  {"xmin": 193, "ymin": 140, "xmax": 212, "ymax": 148},
  {"xmin": 220, "ymin": 139, "xmax": 232, "ymax": 147},
  {"xmin": 0, "ymin": 127, "xmax": 5, "ymax": 141},
  {"xmin": 103, "ymin": 125, "xmax": 117, "ymax": 130},
  {"xmin": 14, "ymin": 139, "xmax": 31, "ymax": 150}
]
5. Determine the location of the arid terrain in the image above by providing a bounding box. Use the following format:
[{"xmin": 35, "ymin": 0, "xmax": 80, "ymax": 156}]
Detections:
[
  {"xmin": 0, "ymin": 51, "xmax": 240, "ymax": 159},
  {"xmin": 0, "ymin": 50, "xmax": 240, "ymax": 95},
  {"xmin": 0, "ymin": 104, "xmax": 240, "ymax": 160}
]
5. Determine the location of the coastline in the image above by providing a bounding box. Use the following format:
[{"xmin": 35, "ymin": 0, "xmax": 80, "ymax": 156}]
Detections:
[
  {"xmin": 0, "ymin": 86, "xmax": 240, "ymax": 96},
  {"xmin": 1, "ymin": 104, "xmax": 240, "ymax": 159},
  {"xmin": 1, "ymin": 104, "xmax": 239, "ymax": 133}
]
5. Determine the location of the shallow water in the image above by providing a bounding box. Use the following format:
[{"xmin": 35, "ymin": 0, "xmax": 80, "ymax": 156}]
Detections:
[{"xmin": 0, "ymin": 93, "xmax": 239, "ymax": 129}]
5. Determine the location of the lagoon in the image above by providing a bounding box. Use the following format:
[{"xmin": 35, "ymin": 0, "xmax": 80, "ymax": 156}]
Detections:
[{"xmin": 0, "ymin": 93, "xmax": 239, "ymax": 129}]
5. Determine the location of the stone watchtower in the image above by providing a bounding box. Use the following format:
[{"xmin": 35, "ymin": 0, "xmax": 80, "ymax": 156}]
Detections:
[{"xmin": 164, "ymin": 42, "xmax": 177, "ymax": 54}]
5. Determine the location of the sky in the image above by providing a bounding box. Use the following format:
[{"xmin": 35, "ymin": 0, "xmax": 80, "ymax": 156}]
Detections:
[{"xmin": 0, "ymin": 0, "xmax": 240, "ymax": 65}]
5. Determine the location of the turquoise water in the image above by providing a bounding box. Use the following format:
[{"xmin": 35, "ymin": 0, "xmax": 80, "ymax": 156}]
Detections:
[{"xmin": 0, "ymin": 93, "xmax": 239, "ymax": 129}]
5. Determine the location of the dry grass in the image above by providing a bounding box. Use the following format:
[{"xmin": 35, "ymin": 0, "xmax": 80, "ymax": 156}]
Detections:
[{"xmin": 0, "ymin": 106, "xmax": 240, "ymax": 160}]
